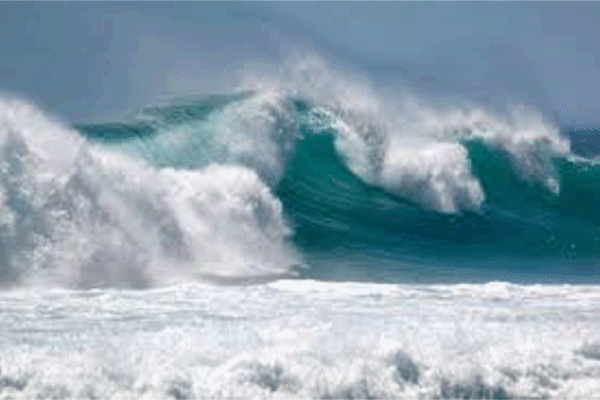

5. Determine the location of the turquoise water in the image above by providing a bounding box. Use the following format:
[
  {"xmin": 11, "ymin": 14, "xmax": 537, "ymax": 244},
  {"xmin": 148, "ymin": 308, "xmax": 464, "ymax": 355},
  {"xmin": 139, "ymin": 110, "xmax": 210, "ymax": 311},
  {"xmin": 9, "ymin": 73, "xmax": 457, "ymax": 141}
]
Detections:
[{"xmin": 75, "ymin": 92, "xmax": 600, "ymax": 284}]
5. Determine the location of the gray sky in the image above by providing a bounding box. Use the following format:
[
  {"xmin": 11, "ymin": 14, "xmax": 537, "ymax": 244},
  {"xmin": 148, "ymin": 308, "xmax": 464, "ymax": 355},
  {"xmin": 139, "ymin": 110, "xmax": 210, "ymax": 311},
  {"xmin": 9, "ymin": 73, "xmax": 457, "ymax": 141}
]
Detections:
[{"xmin": 1, "ymin": 2, "xmax": 599, "ymax": 126}]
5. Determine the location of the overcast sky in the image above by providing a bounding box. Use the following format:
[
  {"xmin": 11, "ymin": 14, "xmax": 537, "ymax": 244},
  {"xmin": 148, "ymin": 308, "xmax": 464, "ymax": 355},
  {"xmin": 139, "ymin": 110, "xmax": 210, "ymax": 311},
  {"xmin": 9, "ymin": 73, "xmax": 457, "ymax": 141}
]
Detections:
[{"xmin": 1, "ymin": 2, "xmax": 599, "ymax": 126}]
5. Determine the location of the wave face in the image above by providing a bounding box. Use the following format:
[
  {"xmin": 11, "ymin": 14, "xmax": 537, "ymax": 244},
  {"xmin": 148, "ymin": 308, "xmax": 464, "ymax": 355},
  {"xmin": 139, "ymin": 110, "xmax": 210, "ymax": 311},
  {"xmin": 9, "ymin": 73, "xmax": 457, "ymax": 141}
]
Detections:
[{"xmin": 2, "ymin": 57, "xmax": 600, "ymax": 287}]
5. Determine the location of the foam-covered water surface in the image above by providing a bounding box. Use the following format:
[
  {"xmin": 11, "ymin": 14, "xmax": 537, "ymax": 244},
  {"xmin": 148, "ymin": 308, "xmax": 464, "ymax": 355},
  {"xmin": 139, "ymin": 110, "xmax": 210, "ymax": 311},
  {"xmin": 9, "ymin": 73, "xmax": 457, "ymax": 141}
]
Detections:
[{"xmin": 1, "ymin": 281, "xmax": 599, "ymax": 399}]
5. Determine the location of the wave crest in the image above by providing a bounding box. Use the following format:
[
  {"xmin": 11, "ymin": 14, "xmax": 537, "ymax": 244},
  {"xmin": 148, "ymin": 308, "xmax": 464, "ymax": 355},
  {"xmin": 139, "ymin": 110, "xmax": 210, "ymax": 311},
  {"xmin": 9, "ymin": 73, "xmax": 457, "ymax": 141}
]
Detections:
[{"xmin": 237, "ymin": 54, "xmax": 570, "ymax": 212}]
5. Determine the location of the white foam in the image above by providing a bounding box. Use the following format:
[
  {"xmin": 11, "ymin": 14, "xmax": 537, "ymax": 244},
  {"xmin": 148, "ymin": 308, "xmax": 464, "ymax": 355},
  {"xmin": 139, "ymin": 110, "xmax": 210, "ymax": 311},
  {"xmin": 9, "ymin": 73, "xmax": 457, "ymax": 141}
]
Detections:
[
  {"xmin": 1, "ymin": 281, "xmax": 599, "ymax": 399},
  {"xmin": 379, "ymin": 141, "xmax": 485, "ymax": 212},
  {"xmin": 0, "ymin": 97, "xmax": 300, "ymax": 289},
  {"xmin": 210, "ymin": 90, "xmax": 298, "ymax": 185}
]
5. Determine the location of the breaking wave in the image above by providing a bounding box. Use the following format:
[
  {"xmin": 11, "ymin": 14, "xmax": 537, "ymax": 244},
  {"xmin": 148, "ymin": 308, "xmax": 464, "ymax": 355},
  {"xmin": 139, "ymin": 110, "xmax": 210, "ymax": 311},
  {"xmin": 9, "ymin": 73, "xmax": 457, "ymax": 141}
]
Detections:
[{"xmin": 2, "ymin": 55, "xmax": 599, "ymax": 288}]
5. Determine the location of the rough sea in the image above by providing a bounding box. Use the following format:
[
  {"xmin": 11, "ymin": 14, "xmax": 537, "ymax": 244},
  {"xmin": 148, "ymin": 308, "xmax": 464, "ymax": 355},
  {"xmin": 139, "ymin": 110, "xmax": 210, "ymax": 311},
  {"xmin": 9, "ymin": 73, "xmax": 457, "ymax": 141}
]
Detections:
[{"xmin": 1, "ymin": 4, "xmax": 600, "ymax": 399}]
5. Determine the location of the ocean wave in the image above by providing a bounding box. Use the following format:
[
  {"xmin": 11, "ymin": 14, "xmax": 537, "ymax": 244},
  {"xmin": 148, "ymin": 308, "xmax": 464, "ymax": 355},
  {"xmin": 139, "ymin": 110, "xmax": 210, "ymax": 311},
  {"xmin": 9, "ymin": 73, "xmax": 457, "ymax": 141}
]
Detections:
[{"xmin": 2, "ymin": 55, "xmax": 600, "ymax": 287}]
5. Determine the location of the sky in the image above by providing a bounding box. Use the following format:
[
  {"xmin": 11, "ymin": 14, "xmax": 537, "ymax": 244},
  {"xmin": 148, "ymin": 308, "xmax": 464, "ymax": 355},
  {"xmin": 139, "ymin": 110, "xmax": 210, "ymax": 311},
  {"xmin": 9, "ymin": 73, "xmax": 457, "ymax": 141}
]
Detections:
[{"xmin": 1, "ymin": 2, "xmax": 599, "ymax": 127}]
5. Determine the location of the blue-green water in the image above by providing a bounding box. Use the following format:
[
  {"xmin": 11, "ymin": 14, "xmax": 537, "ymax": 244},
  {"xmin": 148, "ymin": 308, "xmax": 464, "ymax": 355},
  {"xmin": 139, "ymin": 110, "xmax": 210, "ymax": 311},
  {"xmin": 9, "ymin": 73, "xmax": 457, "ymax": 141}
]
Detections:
[{"xmin": 74, "ymin": 91, "xmax": 600, "ymax": 284}]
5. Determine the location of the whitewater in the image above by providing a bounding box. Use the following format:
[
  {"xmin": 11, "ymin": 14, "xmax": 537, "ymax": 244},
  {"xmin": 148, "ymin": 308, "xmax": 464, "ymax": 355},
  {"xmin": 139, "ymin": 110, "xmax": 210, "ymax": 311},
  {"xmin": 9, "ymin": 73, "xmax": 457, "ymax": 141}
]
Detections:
[{"xmin": 1, "ymin": 51, "xmax": 600, "ymax": 399}]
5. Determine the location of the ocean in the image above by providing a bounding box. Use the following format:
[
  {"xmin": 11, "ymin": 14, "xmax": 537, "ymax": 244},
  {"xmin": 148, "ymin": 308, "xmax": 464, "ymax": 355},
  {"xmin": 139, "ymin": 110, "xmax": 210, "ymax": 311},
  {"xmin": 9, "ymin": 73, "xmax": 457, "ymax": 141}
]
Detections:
[{"xmin": 1, "ymin": 48, "xmax": 600, "ymax": 399}]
